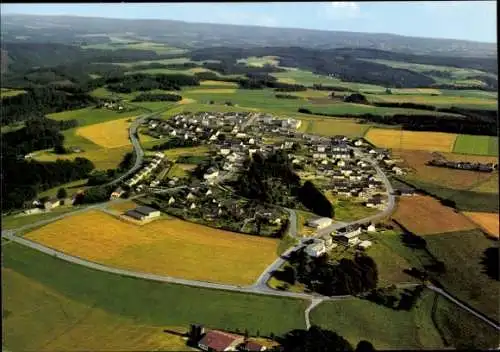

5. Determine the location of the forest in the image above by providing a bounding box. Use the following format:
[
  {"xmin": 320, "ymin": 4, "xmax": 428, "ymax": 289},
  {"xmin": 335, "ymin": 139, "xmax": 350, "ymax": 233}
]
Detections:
[{"xmin": 105, "ymin": 73, "xmax": 199, "ymax": 93}]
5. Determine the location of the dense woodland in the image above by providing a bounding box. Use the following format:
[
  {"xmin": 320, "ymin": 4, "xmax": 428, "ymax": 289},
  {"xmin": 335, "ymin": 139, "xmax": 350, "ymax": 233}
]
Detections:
[{"xmin": 132, "ymin": 92, "xmax": 182, "ymax": 102}]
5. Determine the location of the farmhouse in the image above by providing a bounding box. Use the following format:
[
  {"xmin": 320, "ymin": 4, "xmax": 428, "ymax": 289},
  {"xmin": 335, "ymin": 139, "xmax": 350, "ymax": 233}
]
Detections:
[
  {"xmin": 240, "ymin": 340, "xmax": 267, "ymax": 351},
  {"xmin": 198, "ymin": 330, "xmax": 244, "ymax": 352},
  {"xmin": 305, "ymin": 242, "xmax": 327, "ymax": 257},
  {"xmin": 358, "ymin": 240, "xmax": 373, "ymax": 250},
  {"xmin": 124, "ymin": 206, "xmax": 161, "ymax": 221},
  {"xmin": 307, "ymin": 217, "xmax": 333, "ymax": 229}
]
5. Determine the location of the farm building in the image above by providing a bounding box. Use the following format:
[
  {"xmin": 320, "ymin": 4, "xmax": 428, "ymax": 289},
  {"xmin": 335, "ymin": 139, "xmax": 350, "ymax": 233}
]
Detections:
[
  {"xmin": 358, "ymin": 240, "xmax": 373, "ymax": 250},
  {"xmin": 198, "ymin": 330, "xmax": 244, "ymax": 352},
  {"xmin": 307, "ymin": 217, "xmax": 333, "ymax": 229},
  {"xmin": 124, "ymin": 206, "xmax": 161, "ymax": 221},
  {"xmin": 110, "ymin": 187, "xmax": 125, "ymax": 200},
  {"xmin": 240, "ymin": 340, "xmax": 267, "ymax": 351},
  {"xmin": 305, "ymin": 242, "xmax": 327, "ymax": 257}
]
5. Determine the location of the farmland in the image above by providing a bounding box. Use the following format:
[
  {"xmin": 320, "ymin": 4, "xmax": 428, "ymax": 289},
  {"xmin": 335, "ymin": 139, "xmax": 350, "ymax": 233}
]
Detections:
[
  {"xmin": 76, "ymin": 117, "xmax": 133, "ymax": 148},
  {"xmin": 298, "ymin": 117, "xmax": 370, "ymax": 138},
  {"xmin": 471, "ymin": 173, "xmax": 499, "ymax": 193},
  {"xmin": 1, "ymin": 88, "xmax": 26, "ymax": 98},
  {"xmin": 368, "ymin": 92, "xmax": 497, "ymax": 109},
  {"xmin": 38, "ymin": 179, "xmax": 89, "ymax": 199},
  {"xmin": 365, "ymin": 128, "xmax": 457, "ymax": 152},
  {"xmin": 393, "ymin": 195, "xmax": 476, "ymax": 235},
  {"xmin": 82, "ymin": 41, "xmax": 187, "ymax": 55},
  {"xmin": 453, "ymin": 134, "xmax": 499, "ymax": 156},
  {"xmin": 461, "ymin": 212, "xmax": 499, "ymax": 238},
  {"xmin": 162, "ymin": 145, "xmax": 210, "ymax": 160},
  {"xmin": 2, "ymin": 242, "xmax": 308, "ymax": 346},
  {"xmin": 237, "ymin": 56, "xmax": 280, "ymax": 67},
  {"xmin": 393, "ymin": 150, "xmax": 496, "ymax": 190},
  {"xmin": 25, "ymin": 210, "xmax": 279, "ymax": 285},
  {"xmin": 47, "ymin": 107, "xmax": 140, "ymax": 127},
  {"xmin": 1, "ymin": 207, "xmax": 79, "ymax": 231}
]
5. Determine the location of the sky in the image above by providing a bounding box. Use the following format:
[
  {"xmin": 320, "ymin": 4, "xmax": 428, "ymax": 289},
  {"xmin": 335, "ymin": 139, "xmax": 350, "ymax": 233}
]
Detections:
[{"xmin": 1, "ymin": 2, "xmax": 497, "ymax": 43}]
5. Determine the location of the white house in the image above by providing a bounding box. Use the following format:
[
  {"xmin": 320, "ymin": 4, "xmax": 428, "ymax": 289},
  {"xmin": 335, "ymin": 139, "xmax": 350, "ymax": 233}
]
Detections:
[
  {"xmin": 367, "ymin": 223, "xmax": 377, "ymax": 233},
  {"xmin": 305, "ymin": 242, "xmax": 327, "ymax": 257},
  {"xmin": 203, "ymin": 168, "xmax": 219, "ymax": 182},
  {"xmin": 220, "ymin": 148, "xmax": 231, "ymax": 156},
  {"xmin": 354, "ymin": 139, "xmax": 364, "ymax": 146},
  {"xmin": 307, "ymin": 217, "xmax": 333, "ymax": 229},
  {"xmin": 168, "ymin": 197, "xmax": 175, "ymax": 205},
  {"xmin": 358, "ymin": 240, "xmax": 373, "ymax": 250}
]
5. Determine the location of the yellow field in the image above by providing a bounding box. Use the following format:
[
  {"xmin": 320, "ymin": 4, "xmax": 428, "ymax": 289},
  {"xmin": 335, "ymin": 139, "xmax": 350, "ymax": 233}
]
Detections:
[
  {"xmin": 25, "ymin": 210, "xmax": 279, "ymax": 285},
  {"xmin": 34, "ymin": 145, "xmax": 132, "ymax": 170},
  {"xmin": 200, "ymin": 80, "xmax": 238, "ymax": 87},
  {"xmin": 373, "ymin": 94, "xmax": 497, "ymax": 108},
  {"xmin": 2, "ymin": 268, "xmax": 195, "ymax": 351},
  {"xmin": 299, "ymin": 118, "xmax": 370, "ymax": 138},
  {"xmin": 462, "ymin": 212, "xmax": 499, "ymax": 239},
  {"xmin": 163, "ymin": 146, "xmax": 210, "ymax": 160},
  {"xmin": 365, "ymin": 128, "xmax": 457, "ymax": 152},
  {"xmin": 392, "ymin": 88, "xmax": 442, "ymax": 95},
  {"xmin": 178, "ymin": 98, "xmax": 197, "ymax": 104},
  {"xmin": 187, "ymin": 88, "xmax": 237, "ymax": 94},
  {"xmin": 76, "ymin": 117, "xmax": 133, "ymax": 148},
  {"xmin": 471, "ymin": 174, "xmax": 499, "ymax": 194},
  {"xmin": 108, "ymin": 200, "xmax": 139, "ymax": 213}
]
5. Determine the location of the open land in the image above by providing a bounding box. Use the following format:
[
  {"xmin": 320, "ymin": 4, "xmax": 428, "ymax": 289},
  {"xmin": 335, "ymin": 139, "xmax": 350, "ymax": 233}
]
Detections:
[
  {"xmin": 47, "ymin": 107, "xmax": 140, "ymax": 127},
  {"xmin": 461, "ymin": 212, "xmax": 499, "ymax": 238},
  {"xmin": 1, "ymin": 88, "xmax": 26, "ymax": 98},
  {"xmin": 471, "ymin": 173, "xmax": 499, "ymax": 193},
  {"xmin": 298, "ymin": 117, "xmax": 370, "ymax": 138},
  {"xmin": 368, "ymin": 93, "xmax": 497, "ymax": 109},
  {"xmin": 453, "ymin": 134, "xmax": 499, "ymax": 156},
  {"xmin": 393, "ymin": 195, "xmax": 476, "ymax": 235},
  {"xmin": 365, "ymin": 128, "xmax": 457, "ymax": 152},
  {"xmin": 76, "ymin": 117, "xmax": 133, "ymax": 148},
  {"xmin": 2, "ymin": 242, "xmax": 308, "ymax": 349},
  {"xmin": 25, "ymin": 210, "xmax": 279, "ymax": 285}
]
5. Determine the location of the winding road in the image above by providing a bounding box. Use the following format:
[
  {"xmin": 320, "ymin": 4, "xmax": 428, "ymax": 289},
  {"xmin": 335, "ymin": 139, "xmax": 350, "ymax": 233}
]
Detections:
[{"xmin": 2, "ymin": 114, "xmax": 499, "ymax": 333}]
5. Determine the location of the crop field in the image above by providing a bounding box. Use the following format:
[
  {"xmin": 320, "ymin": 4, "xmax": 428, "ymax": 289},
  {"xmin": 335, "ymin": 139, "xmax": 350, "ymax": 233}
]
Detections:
[
  {"xmin": 461, "ymin": 212, "xmax": 499, "ymax": 238},
  {"xmin": 365, "ymin": 128, "xmax": 457, "ymax": 152},
  {"xmin": 162, "ymin": 146, "xmax": 210, "ymax": 160},
  {"xmin": 439, "ymin": 89, "xmax": 498, "ymax": 99},
  {"xmin": 453, "ymin": 134, "xmax": 498, "ymax": 156},
  {"xmin": 393, "ymin": 150, "xmax": 495, "ymax": 190},
  {"xmin": 310, "ymin": 290, "xmax": 445, "ymax": 350},
  {"xmin": 25, "ymin": 210, "xmax": 279, "ymax": 285},
  {"xmin": 160, "ymin": 103, "xmax": 257, "ymax": 119},
  {"xmin": 298, "ymin": 117, "xmax": 370, "ymax": 137},
  {"xmin": 107, "ymin": 200, "xmax": 139, "ymax": 213},
  {"xmin": 115, "ymin": 57, "xmax": 194, "ymax": 67},
  {"xmin": 1, "ymin": 88, "xmax": 26, "ymax": 98},
  {"xmin": 76, "ymin": 117, "xmax": 132, "ymax": 148},
  {"xmin": 471, "ymin": 173, "xmax": 499, "ymax": 193},
  {"xmin": 2, "ymin": 243, "xmax": 308, "ymax": 345},
  {"xmin": 47, "ymin": 107, "xmax": 139, "ymax": 127},
  {"xmin": 368, "ymin": 94, "xmax": 497, "ymax": 109},
  {"xmin": 200, "ymin": 80, "xmax": 238, "ymax": 87},
  {"xmin": 1, "ymin": 207, "xmax": 79, "ymax": 231},
  {"xmin": 393, "ymin": 195, "xmax": 476, "ymax": 235},
  {"xmin": 2, "ymin": 268, "xmax": 196, "ymax": 352},
  {"xmin": 237, "ymin": 56, "xmax": 280, "ymax": 67},
  {"xmin": 186, "ymin": 88, "xmax": 237, "ymax": 94},
  {"xmin": 308, "ymin": 103, "xmax": 456, "ymax": 117},
  {"xmin": 82, "ymin": 41, "xmax": 187, "ymax": 55},
  {"xmin": 424, "ymin": 229, "xmax": 500, "ymax": 323}
]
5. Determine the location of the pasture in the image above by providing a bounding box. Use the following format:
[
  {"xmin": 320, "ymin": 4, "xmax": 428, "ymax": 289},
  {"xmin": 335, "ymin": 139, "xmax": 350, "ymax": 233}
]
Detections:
[
  {"xmin": 1, "ymin": 207, "xmax": 78, "ymax": 231},
  {"xmin": 393, "ymin": 150, "xmax": 495, "ymax": 190},
  {"xmin": 38, "ymin": 179, "xmax": 89, "ymax": 199},
  {"xmin": 237, "ymin": 56, "xmax": 280, "ymax": 67},
  {"xmin": 47, "ymin": 107, "xmax": 139, "ymax": 127},
  {"xmin": 200, "ymin": 80, "xmax": 239, "ymax": 87},
  {"xmin": 453, "ymin": 134, "xmax": 498, "ymax": 156},
  {"xmin": 393, "ymin": 195, "xmax": 476, "ymax": 235},
  {"xmin": 310, "ymin": 290, "xmax": 445, "ymax": 350},
  {"xmin": 2, "ymin": 243, "xmax": 308, "ymax": 344},
  {"xmin": 76, "ymin": 117, "xmax": 133, "ymax": 148},
  {"xmin": 82, "ymin": 41, "xmax": 187, "ymax": 55},
  {"xmin": 471, "ymin": 173, "xmax": 498, "ymax": 194},
  {"xmin": 25, "ymin": 210, "xmax": 279, "ymax": 285},
  {"xmin": 461, "ymin": 212, "xmax": 499, "ymax": 238},
  {"xmin": 162, "ymin": 146, "xmax": 210, "ymax": 160},
  {"xmin": 2, "ymin": 268, "xmax": 196, "ymax": 352},
  {"xmin": 365, "ymin": 128, "xmax": 457, "ymax": 152},
  {"xmin": 1, "ymin": 88, "xmax": 26, "ymax": 98},
  {"xmin": 298, "ymin": 117, "xmax": 370, "ymax": 137}
]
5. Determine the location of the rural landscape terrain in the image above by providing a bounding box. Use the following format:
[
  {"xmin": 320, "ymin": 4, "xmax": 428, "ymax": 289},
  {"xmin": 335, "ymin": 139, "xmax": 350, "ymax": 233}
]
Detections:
[{"xmin": 1, "ymin": 8, "xmax": 499, "ymax": 352}]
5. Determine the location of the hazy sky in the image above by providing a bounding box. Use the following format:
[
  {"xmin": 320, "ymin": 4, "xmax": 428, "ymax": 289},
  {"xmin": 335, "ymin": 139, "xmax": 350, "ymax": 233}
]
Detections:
[{"xmin": 1, "ymin": 2, "xmax": 497, "ymax": 43}]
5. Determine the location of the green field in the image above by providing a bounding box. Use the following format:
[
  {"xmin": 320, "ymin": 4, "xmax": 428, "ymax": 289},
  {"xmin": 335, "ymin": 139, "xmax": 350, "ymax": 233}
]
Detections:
[
  {"xmin": 2, "ymin": 243, "xmax": 308, "ymax": 346},
  {"xmin": 1, "ymin": 122, "xmax": 25, "ymax": 134},
  {"xmin": 237, "ymin": 56, "xmax": 280, "ymax": 67},
  {"xmin": 1, "ymin": 88, "xmax": 26, "ymax": 98},
  {"xmin": 82, "ymin": 41, "xmax": 187, "ymax": 55},
  {"xmin": 1, "ymin": 206, "xmax": 79, "ymax": 230},
  {"xmin": 311, "ymin": 288, "xmax": 498, "ymax": 349},
  {"xmin": 439, "ymin": 89, "xmax": 498, "ymax": 99},
  {"xmin": 47, "ymin": 107, "xmax": 141, "ymax": 127},
  {"xmin": 368, "ymin": 93, "xmax": 497, "ymax": 110},
  {"xmin": 38, "ymin": 179, "xmax": 90, "ymax": 199},
  {"xmin": 453, "ymin": 134, "xmax": 499, "ymax": 156}
]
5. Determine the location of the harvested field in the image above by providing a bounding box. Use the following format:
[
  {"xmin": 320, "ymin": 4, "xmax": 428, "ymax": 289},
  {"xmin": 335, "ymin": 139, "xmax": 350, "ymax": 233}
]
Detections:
[
  {"xmin": 25, "ymin": 210, "xmax": 279, "ymax": 285},
  {"xmin": 76, "ymin": 117, "xmax": 133, "ymax": 148},
  {"xmin": 393, "ymin": 195, "xmax": 476, "ymax": 235},
  {"xmin": 393, "ymin": 150, "xmax": 495, "ymax": 190},
  {"xmin": 461, "ymin": 212, "xmax": 499, "ymax": 238},
  {"xmin": 365, "ymin": 128, "xmax": 457, "ymax": 152}
]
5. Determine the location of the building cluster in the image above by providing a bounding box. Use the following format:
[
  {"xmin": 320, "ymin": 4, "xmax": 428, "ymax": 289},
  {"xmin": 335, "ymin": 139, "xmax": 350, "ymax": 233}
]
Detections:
[
  {"xmin": 190, "ymin": 324, "xmax": 267, "ymax": 352},
  {"xmin": 125, "ymin": 152, "xmax": 166, "ymax": 188},
  {"xmin": 124, "ymin": 205, "xmax": 161, "ymax": 221},
  {"xmin": 428, "ymin": 159, "xmax": 497, "ymax": 172}
]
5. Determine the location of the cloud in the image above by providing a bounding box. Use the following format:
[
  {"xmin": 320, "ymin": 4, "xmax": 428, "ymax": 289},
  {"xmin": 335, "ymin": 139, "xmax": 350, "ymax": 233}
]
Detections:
[{"xmin": 325, "ymin": 2, "xmax": 361, "ymax": 19}]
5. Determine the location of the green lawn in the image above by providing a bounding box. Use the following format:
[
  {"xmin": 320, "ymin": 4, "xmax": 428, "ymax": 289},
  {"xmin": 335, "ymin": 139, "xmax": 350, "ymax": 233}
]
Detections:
[
  {"xmin": 2, "ymin": 243, "xmax": 308, "ymax": 339},
  {"xmin": 439, "ymin": 89, "xmax": 498, "ymax": 99},
  {"xmin": 38, "ymin": 179, "xmax": 90, "ymax": 199},
  {"xmin": 1, "ymin": 206, "xmax": 79, "ymax": 230},
  {"xmin": 453, "ymin": 134, "xmax": 499, "ymax": 156},
  {"xmin": 310, "ymin": 290, "xmax": 445, "ymax": 350},
  {"xmin": 330, "ymin": 198, "xmax": 379, "ymax": 222},
  {"xmin": 47, "ymin": 107, "xmax": 141, "ymax": 127},
  {"xmin": 237, "ymin": 56, "xmax": 280, "ymax": 67}
]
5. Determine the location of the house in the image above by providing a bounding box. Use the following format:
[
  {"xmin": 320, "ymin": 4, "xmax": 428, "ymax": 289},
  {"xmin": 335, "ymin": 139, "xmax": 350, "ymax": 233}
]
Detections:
[
  {"xmin": 240, "ymin": 340, "xmax": 267, "ymax": 351},
  {"xmin": 307, "ymin": 217, "xmax": 333, "ymax": 229},
  {"xmin": 336, "ymin": 159, "xmax": 346, "ymax": 167},
  {"xmin": 24, "ymin": 207, "xmax": 43, "ymax": 215},
  {"xmin": 367, "ymin": 223, "xmax": 377, "ymax": 233},
  {"xmin": 198, "ymin": 330, "xmax": 244, "ymax": 352},
  {"xmin": 168, "ymin": 196, "xmax": 175, "ymax": 205},
  {"xmin": 190, "ymin": 202, "xmax": 197, "ymax": 209},
  {"xmin": 110, "ymin": 187, "xmax": 125, "ymax": 200},
  {"xmin": 354, "ymin": 139, "xmax": 364, "ymax": 146},
  {"xmin": 337, "ymin": 231, "xmax": 361, "ymax": 246},
  {"xmin": 392, "ymin": 166, "xmax": 404, "ymax": 175},
  {"xmin": 305, "ymin": 242, "xmax": 327, "ymax": 257},
  {"xmin": 366, "ymin": 197, "xmax": 383, "ymax": 208},
  {"xmin": 204, "ymin": 168, "xmax": 219, "ymax": 182},
  {"xmin": 43, "ymin": 198, "xmax": 60, "ymax": 210},
  {"xmin": 358, "ymin": 240, "xmax": 373, "ymax": 250},
  {"xmin": 125, "ymin": 206, "xmax": 161, "ymax": 221}
]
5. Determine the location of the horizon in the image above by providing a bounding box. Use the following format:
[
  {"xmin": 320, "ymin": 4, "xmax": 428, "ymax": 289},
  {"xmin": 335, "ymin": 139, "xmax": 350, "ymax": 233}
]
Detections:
[{"xmin": 1, "ymin": 2, "xmax": 497, "ymax": 44}]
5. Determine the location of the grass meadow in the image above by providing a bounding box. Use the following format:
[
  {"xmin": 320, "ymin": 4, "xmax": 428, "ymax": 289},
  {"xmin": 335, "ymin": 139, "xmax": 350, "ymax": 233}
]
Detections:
[{"xmin": 453, "ymin": 134, "xmax": 499, "ymax": 156}]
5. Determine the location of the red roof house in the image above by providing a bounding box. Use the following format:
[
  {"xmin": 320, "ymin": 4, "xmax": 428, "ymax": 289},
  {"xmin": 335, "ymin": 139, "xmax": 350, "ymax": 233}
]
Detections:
[{"xmin": 198, "ymin": 330, "xmax": 244, "ymax": 351}]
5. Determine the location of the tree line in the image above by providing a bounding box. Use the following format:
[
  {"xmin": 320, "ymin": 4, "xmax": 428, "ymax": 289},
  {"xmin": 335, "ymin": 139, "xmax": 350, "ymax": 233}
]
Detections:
[
  {"xmin": 132, "ymin": 92, "xmax": 183, "ymax": 102},
  {"xmin": 105, "ymin": 73, "xmax": 199, "ymax": 93}
]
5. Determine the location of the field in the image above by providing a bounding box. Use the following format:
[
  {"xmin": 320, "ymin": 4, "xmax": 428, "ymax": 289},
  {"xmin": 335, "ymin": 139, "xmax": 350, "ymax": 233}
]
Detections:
[
  {"xmin": 166, "ymin": 163, "xmax": 194, "ymax": 179},
  {"xmin": 393, "ymin": 195, "xmax": 476, "ymax": 235},
  {"xmin": 162, "ymin": 146, "xmax": 210, "ymax": 160},
  {"xmin": 329, "ymin": 197, "xmax": 379, "ymax": 222},
  {"xmin": 47, "ymin": 107, "xmax": 139, "ymax": 127},
  {"xmin": 1, "ymin": 207, "xmax": 79, "ymax": 231},
  {"xmin": 2, "ymin": 268, "xmax": 196, "ymax": 352},
  {"xmin": 393, "ymin": 150, "xmax": 496, "ymax": 190},
  {"xmin": 1, "ymin": 88, "xmax": 26, "ymax": 98},
  {"xmin": 25, "ymin": 210, "xmax": 279, "ymax": 285},
  {"xmin": 2, "ymin": 243, "xmax": 308, "ymax": 349},
  {"xmin": 298, "ymin": 117, "xmax": 370, "ymax": 138},
  {"xmin": 461, "ymin": 212, "xmax": 499, "ymax": 238},
  {"xmin": 365, "ymin": 128, "xmax": 457, "ymax": 152},
  {"xmin": 237, "ymin": 56, "xmax": 280, "ymax": 67},
  {"xmin": 76, "ymin": 117, "xmax": 133, "ymax": 148},
  {"xmin": 187, "ymin": 88, "xmax": 237, "ymax": 94},
  {"xmin": 107, "ymin": 200, "xmax": 139, "ymax": 213},
  {"xmin": 82, "ymin": 41, "xmax": 187, "ymax": 55},
  {"xmin": 368, "ymin": 93, "xmax": 497, "ymax": 109},
  {"xmin": 453, "ymin": 134, "xmax": 499, "ymax": 156},
  {"xmin": 200, "ymin": 80, "xmax": 239, "ymax": 87},
  {"xmin": 471, "ymin": 173, "xmax": 499, "ymax": 193},
  {"xmin": 310, "ymin": 290, "xmax": 445, "ymax": 349},
  {"xmin": 38, "ymin": 179, "xmax": 89, "ymax": 199}
]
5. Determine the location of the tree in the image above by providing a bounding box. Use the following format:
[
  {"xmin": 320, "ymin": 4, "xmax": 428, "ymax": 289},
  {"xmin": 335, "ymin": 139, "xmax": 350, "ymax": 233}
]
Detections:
[
  {"xmin": 54, "ymin": 144, "xmax": 67, "ymax": 154},
  {"xmin": 385, "ymin": 88, "xmax": 392, "ymax": 95},
  {"xmin": 274, "ymin": 326, "xmax": 353, "ymax": 352},
  {"xmin": 355, "ymin": 340, "xmax": 375, "ymax": 352},
  {"xmin": 57, "ymin": 187, "xmax": 67, "ymax": 199}
]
